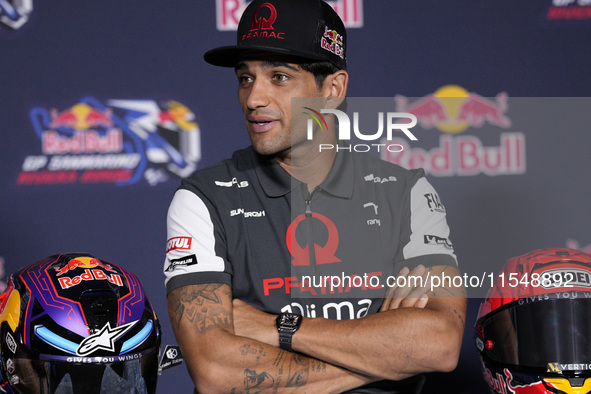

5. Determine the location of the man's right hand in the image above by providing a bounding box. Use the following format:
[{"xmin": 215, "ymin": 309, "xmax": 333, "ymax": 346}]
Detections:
[{"xmin": 379, "ymin": 265, "xmax": 430, "ymax": 312}]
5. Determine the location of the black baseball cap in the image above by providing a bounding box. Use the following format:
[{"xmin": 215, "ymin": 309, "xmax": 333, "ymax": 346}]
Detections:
[{"xmin": 204, "ymin": 0, "xmax": 347, "ymax": 69}]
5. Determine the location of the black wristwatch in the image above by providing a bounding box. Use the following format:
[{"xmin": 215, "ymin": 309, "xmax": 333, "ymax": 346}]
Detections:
[{"xmin": 275, "ymin": 312, "xmax": 302, "ymax": 352}]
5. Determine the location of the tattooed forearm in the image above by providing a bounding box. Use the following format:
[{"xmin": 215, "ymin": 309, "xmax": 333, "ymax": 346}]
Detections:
[
  {"xmin": 272, "ymin": 349, "xmax": 287, "ymax": 387},
  {"xmin": 286, "ymin": 354, "xmax": 310, "ymax": 387},
  {"xmin": 310, "ymin": 359, "xmax": 327, "ymax": 374},
  {"xmin": 244, "ymin": 369, "xmax": 275, "ymax": 392},
  {"xmin": 239, "ymin": 344, "xmax": 267, "ymax": 364},
  {"xmin": 168, "ymin": 284, "xmax": 232, "ymax": 333},
  {"xmin": 232, "ymin": 349, "xmax": 323, "ymax": 391}
]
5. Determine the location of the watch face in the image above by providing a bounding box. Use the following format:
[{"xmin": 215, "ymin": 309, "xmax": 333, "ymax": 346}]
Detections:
[{"xmin": 279, "ymin": 313, "xmax": 301, "ymax": 328}]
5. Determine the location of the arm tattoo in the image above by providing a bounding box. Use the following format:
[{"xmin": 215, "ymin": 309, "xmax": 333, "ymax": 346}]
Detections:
[
  {"xmin": 234, "ymin": 350, "xmax": 320, "ymax": 392},
  {"xmin": 168, "ymin": 284, "xmax": 232, "ymax": 333},
  {"xmin": 285, "ymin": 353, "xmax": 310, "ymax": 387},
  {"xmin": 239, "ymin": 344, "xmax": 267, "ymax": 364},
  {"xmin": 243, "ymin": 369, "xmax": 275, "ymax": 393},
  {"xmin": 453, "ymin": 308, "xmax": 465, "ymax": 327}
]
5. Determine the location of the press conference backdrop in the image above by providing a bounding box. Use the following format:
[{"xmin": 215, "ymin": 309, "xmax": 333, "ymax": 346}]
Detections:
[{"xmin": 2, "ymin": 1, "xmax": 590, "ymax": 393}]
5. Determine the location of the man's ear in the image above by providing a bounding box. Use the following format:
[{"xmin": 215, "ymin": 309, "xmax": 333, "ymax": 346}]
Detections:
[{"xmin": 323, "ymin": 70, "xmax": 348, "ymax": 109}]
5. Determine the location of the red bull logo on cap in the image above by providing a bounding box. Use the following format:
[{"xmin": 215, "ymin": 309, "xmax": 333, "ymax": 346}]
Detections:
[
  {"xmin": 382, "ymin": 85, "xmax": 526, "ymax": 177},
  {"xmin": 321, "ymin": 26, "xmax": 345, "ymax": 59}
]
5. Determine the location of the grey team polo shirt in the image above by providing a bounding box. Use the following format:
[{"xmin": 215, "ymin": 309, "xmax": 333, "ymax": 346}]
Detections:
[
  {"xmin": 164, "ymin": 146, "xmax": 457, "ymax": 393},
  {"xmin": 165, "ymin": 146, "xmax": 456, "ymax": 316}
]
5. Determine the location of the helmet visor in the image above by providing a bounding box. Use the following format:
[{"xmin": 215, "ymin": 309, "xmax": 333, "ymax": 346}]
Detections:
[
  {"xmin": 481, "ymin": 296, "xmax": 591, "ymax": 370},
  {"xmin": 7, "ymin": 348, "xmax": 158, "ymax": 394}
]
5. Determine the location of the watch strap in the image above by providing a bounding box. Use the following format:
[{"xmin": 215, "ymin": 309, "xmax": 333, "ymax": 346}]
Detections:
[{"xmin": 278, "ymin": 330, "xmax": 294, "ymax": 352}]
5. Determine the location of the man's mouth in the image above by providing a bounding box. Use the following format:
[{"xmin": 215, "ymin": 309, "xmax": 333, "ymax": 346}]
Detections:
[{"xmin": 248, "ymin": 116, "xmax": 276, "ymax": 133}]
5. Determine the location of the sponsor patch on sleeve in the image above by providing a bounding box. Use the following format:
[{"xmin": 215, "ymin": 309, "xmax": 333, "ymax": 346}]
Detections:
[
  {"xmin": 166, "ymin": 236, "xmax": 192, "ymax": 253},
  {"xmin": 165, "ymin": 254, "xmax": 198, "ymax": 272}
]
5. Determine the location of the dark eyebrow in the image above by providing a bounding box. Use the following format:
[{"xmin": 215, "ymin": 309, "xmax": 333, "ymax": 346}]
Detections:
[
  {"xmin": 262, "ymin": 61, "xmax": 300, "ymax": 71},
  {"xmin": 235, "ymin": 61, "xmax": 301, "ymax": 72}
]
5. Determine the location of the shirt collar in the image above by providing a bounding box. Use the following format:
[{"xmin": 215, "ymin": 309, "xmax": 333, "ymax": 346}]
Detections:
[
  {"xmin": 318, "ymin": 148, "xmax": 354, "ymax": 198},
  {"xmin": 252, "ymin": 147, "xmax": 354, "ymax": 199},
  {"xmin": 251, "ymin": 148, "xmax": 298, "ymax": 197}
]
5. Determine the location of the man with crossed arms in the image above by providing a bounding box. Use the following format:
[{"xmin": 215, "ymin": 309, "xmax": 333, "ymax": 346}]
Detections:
[{"xmin": 164, "ymin": 0, "xmax": 466, "ymax": 392}]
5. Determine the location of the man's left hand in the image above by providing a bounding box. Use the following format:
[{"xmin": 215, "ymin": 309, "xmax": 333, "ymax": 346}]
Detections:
[{"xmin": 232, "ymin": 298, "xmax": 278, "ymax": 347}]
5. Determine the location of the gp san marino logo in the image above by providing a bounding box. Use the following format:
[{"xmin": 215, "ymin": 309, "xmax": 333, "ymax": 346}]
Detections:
[{"xmin": 18, "ymin": 97, "xmax": 202, "ymax": 187}]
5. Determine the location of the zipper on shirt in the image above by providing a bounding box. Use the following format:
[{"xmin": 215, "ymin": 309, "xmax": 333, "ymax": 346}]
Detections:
[{"xmin": 305, "ymin": 188, "xmax": 318, "ymax": 268}]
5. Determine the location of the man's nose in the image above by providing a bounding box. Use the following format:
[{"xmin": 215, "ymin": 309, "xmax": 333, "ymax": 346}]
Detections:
[{"xmin": 246, "ymin": 79, "xmax": 272, "ymax": 110}]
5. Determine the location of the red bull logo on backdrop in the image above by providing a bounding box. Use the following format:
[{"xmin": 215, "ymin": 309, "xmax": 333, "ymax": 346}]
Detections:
[
  {"xmin": 546, "ymin": 0, "xmax": 591, "ymax": 20},
  {"xmin": 18, "ymin": 97, "xmax": 202, "ymax": 186},
  {"xmin": 216, "ymin": 0, "xmax": 363, "ymax": 30},
  {"xmin": 382, "ymin": 85, "xmax": 526, "ymax": 177}
]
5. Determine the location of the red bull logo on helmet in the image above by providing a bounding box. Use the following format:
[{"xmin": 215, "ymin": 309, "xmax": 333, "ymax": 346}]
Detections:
[
  {"xmin": 54, "ymin": 256, "xmax": 117, "ymax": 276},
  {"xmin": 484, "ymin": 368, "xmax": 556, "ymax": 394},
  {"xmin": 58, "ymin": 269, "xmax": 124, "ymax": 290},
  {"xmin": 382, "ymin": 85, "xmax": 526, "ymax": 177}
]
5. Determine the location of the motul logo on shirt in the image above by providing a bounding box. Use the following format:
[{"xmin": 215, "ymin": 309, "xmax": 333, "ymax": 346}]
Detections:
[{"xmin": 166, "ymin": 237, "xmax": 192, "ymax": 253}]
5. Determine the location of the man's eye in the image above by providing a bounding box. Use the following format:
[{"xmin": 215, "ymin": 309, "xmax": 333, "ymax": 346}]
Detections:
[
  {"xmin": 273, "ymin": 74, "xmax": 289, "ymax": 82},
  {"xmin": 238, "ymin": 76, "xmax": 253, "ymax": 85}
]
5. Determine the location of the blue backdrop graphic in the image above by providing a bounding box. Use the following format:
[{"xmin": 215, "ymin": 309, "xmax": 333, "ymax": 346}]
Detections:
[{"xmin": 2, "ymin": 1, "xmax": 591, "ymax": 393}]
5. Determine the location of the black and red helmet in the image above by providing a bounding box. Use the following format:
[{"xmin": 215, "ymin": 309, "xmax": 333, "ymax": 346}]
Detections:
[
  {"xmin": 476, "ymin": 248, "xmax": 591, "ymax": 394},
  {"xmin": 0, "ymin": 253, "xmax": 161, "ymax": 393}
]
